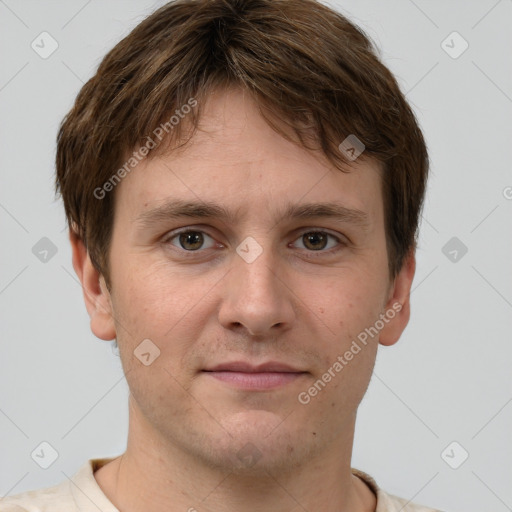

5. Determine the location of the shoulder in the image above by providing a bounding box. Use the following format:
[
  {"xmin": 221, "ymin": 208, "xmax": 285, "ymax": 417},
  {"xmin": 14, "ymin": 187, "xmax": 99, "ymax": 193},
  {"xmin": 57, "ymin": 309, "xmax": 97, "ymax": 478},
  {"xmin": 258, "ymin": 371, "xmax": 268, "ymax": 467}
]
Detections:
[
  {"xmin": 0, "ymin": 458, "xmax": 118, "ymax": 512},
  {"xmin": 351, "ymin": 467, "xmax": 445, "ymax": 512},
  {"xmin": 0, "ymin": 479, "xmax": 73, "ymax": 512},
  {"xmin": 382, "ymin": 491, "xmax": 446, "ymax": 511}
]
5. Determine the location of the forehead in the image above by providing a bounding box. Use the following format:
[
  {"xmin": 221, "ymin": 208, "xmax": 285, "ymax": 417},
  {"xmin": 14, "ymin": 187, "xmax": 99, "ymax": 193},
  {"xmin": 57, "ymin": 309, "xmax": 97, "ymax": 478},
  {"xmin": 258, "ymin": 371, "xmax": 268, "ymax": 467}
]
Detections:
[{"xmin": 115, "ymin": 87, "xmax": 384, "ymax": 226}]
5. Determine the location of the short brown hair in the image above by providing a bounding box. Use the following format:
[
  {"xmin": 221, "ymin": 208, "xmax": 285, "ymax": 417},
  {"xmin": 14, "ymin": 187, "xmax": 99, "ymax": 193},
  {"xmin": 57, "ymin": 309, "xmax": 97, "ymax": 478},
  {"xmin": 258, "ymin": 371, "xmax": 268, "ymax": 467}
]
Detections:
[{"xmin": 56, "ymin": 0, "xmax": 428, "ymax": 287}]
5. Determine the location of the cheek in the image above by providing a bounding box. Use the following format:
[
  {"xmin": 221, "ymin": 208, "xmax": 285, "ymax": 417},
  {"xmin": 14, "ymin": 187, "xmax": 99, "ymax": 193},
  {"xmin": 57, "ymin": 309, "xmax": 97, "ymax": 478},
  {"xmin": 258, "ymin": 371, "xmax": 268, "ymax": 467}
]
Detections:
[
  {"xmin": 112, "ymin": 258, "xmax": 240, "ymax": 390},
  {"xmin": 114, "ymin": 257, "xmax": 204, "ymax": 327},
  {"xmin": 301, "ymin": 271, "xmax": 386, "ymax": 345}
]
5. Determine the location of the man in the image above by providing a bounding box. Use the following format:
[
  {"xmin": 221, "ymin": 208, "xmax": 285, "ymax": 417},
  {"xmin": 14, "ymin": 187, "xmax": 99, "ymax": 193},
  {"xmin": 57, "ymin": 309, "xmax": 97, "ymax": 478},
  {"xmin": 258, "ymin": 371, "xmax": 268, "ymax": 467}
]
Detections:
[{"xmin": 1, "ymin": 0, "xmax": 442, "ymax": 510}]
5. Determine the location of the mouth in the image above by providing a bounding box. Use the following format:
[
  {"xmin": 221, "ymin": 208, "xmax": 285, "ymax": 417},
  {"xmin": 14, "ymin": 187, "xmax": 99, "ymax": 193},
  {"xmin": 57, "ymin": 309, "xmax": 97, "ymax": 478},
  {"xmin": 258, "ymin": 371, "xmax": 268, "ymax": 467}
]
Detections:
[{"xmin": 201, "ymin": 361, "xmax": 308, "ymax": 390}]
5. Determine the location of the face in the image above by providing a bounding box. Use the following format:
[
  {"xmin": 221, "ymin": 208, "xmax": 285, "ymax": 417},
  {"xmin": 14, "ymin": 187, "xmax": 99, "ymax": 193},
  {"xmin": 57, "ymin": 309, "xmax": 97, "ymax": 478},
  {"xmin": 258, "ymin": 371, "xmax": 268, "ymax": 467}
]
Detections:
[{"xmin": 77, "ymin": 86, "xmax": 414, "ymax": 474}]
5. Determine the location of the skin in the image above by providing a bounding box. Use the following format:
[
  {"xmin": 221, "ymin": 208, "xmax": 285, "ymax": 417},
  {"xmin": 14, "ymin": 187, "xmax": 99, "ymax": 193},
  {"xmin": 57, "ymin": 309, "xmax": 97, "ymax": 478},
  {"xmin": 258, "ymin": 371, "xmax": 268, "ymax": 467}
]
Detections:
[{"xmin": 71, "ymin": 85, "xmax": 416, "ymax": 512}]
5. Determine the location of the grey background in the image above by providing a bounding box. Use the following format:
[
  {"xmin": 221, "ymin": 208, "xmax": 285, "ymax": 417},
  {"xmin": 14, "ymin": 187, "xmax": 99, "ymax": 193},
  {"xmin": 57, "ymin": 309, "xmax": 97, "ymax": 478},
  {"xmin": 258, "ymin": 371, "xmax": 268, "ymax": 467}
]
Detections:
[{"xmin": 1, "ymin": 1, "xmax": 511, "ymax": 511}]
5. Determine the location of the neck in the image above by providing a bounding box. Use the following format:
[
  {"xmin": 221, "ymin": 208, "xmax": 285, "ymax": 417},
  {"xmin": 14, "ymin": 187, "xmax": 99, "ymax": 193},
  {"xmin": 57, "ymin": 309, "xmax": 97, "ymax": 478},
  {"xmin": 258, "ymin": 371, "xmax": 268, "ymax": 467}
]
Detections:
[{"xmin": 94, "ymin": 398, "xmax": 376, "ymax": 512}]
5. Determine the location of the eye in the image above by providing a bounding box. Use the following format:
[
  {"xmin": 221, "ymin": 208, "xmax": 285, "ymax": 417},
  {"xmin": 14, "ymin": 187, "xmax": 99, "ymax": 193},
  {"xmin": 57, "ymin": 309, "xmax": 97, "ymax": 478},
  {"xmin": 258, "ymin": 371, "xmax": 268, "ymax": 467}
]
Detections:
[
  {"xmin": 162, "ymin": 228, "xmax": 344, "ymax": 256},
  {"xmin": 292, "ymin": 230, "xmax": 343, "ymax": 252},
  {"xmin": 166, "ymin": 229, "xmax": 217, "ymax": 251}
]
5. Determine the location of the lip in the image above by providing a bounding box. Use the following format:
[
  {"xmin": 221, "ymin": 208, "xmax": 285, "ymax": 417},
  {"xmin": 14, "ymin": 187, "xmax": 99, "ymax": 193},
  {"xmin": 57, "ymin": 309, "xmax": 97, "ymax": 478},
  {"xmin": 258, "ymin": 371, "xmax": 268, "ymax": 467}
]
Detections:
[
  {"xmin": 203, "ymin": 361, "xmax": 304, "ymax": 373},
  {"xmin": 202, "ymin": 361, "xmax": 308, "ymax": 390}
]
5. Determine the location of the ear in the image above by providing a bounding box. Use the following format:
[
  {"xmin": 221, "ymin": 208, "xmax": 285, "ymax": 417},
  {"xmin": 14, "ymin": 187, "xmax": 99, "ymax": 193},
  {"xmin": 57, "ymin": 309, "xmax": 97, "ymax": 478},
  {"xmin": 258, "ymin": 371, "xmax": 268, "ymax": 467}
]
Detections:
[
  {"xmin": 378, "ymin": 249, "xmax": 416, "ymax": 347},
  {"xmin": 69, "ymin": 228, "xmax": 116, "ymax": 341}
]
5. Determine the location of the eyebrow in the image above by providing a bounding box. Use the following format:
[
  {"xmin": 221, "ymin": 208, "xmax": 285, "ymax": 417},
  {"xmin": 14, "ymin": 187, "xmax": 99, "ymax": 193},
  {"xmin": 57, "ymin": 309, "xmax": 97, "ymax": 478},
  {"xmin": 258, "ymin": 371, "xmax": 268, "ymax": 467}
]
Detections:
[{"xmin": 134, "ymin": 199, "xmax": 370, "ymax": 230}]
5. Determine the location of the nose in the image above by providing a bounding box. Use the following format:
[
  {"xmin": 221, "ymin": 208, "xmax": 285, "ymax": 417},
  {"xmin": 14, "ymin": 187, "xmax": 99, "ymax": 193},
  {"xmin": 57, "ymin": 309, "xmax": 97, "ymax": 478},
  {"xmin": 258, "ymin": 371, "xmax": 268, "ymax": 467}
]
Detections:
[{"xmin": 217, "ymin": 243, "xmax": 296, "ymax": 337}]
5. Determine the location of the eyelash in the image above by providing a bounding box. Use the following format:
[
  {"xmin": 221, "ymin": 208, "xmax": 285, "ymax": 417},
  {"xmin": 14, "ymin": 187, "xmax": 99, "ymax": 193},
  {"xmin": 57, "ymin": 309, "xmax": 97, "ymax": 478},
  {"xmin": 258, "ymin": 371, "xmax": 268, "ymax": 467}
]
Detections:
[{"xmin": 162, "ymin": 228, "xmax": 346, "ymax": 258}]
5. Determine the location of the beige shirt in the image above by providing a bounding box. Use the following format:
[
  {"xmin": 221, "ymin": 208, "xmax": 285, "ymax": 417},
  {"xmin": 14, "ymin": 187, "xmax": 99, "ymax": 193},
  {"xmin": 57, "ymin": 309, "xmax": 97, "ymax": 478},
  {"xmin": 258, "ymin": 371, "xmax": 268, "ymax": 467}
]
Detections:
[{"xmin": 1, "ymin": 458, "xmax": 442, "ymax": 512}]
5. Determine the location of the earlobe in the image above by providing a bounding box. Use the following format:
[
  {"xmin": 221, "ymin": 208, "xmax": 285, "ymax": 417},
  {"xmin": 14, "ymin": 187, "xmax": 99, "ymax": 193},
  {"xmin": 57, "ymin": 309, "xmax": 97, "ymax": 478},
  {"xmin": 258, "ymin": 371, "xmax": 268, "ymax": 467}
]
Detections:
[
  {"xmin": 69, "ymin": 228, "xmax": 116, "ymax": 341},
  {"xmin": 378, "ymin": 249, "xmax": 416, "ymax": 347}
]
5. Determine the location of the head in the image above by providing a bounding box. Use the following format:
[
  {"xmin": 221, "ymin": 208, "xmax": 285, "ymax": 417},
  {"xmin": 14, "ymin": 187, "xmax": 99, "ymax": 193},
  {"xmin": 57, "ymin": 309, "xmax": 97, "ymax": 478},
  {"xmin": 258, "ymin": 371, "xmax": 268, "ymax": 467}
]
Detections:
[{"xmin": 57, "ymin": 0, "xmax": 428, "ymax": 473}]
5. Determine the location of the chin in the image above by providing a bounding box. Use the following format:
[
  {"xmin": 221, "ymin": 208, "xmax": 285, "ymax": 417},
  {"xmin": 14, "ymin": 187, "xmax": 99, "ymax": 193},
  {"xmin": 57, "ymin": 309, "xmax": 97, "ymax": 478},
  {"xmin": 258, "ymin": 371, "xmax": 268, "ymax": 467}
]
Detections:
[{"xmin": 197, "ymin": 410, "xmax": 316, "ymax": 475}]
